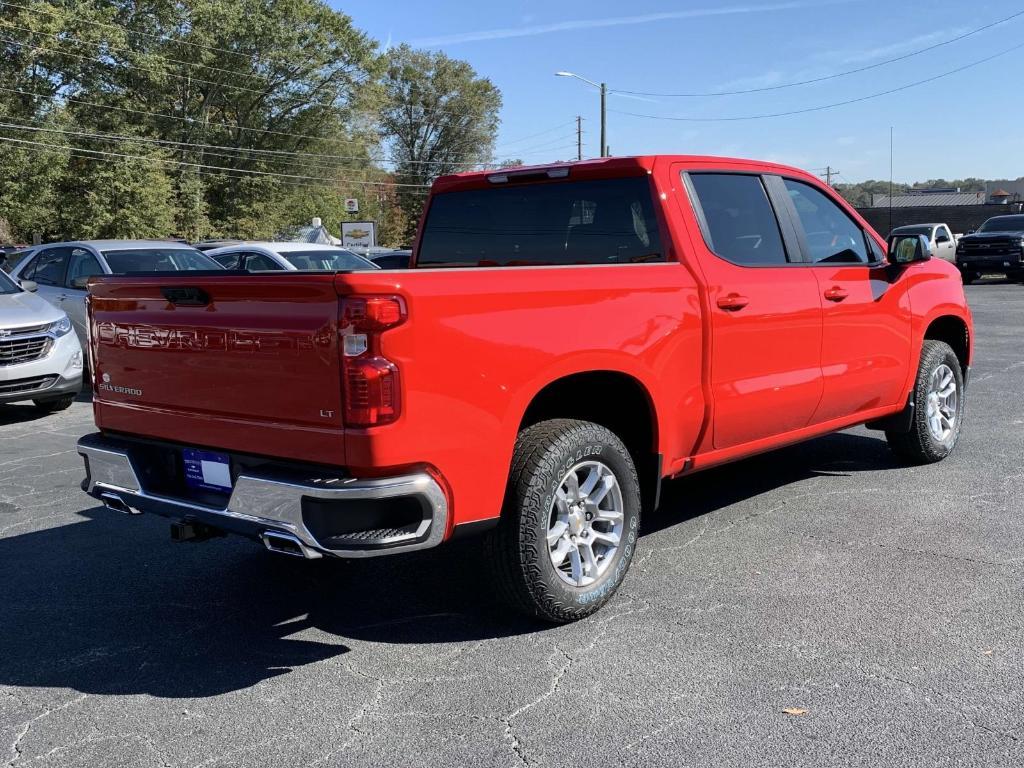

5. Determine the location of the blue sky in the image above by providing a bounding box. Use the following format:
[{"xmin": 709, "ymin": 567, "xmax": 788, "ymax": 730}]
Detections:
[{"xmin": 336, "ymin": 0, "xmax": 1023, "ymax": 183}]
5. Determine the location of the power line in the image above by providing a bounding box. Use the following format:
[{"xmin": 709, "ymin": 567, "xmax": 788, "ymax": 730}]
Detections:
[
  {"xmin": 1, "ymin": 136, "xmax": 434, "ymax": 196},
  {"xmin": 0, "ymin": 111, "xmax": 572, "ymax": 170},
  {"xmin": 610, "ymin": 40, "xmax": 1024, "ymax": 122},
  {"xmin": 0, "ymin": 132, "xmax": 432, "ymax": 187},
  {"xmin": 0, "ymin": 83, "xmax": 497, "ymax": 148},
  {"xmin": 0, "ymin": 120, "xmax": 392, "ymax": 177},
  {"xmin": 612, "ymin": 8, "xmax": 1024, "ymax": 97}
]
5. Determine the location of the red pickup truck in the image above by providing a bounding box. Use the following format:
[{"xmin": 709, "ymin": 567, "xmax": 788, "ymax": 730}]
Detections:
[{"xmin": 77, "ymin": 155, "xmax": 972, "ymax": 622}]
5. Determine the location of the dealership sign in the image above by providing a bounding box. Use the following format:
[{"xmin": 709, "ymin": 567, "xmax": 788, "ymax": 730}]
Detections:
[{"xmin": 341, "ymin": 221, "xmax": 376, "ymax": 249}]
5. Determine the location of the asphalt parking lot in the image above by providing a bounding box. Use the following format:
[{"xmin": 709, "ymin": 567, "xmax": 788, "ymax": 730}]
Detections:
[{"xmin": 1, "ymin": 281, "xmax": 1021, "ymax": 768}]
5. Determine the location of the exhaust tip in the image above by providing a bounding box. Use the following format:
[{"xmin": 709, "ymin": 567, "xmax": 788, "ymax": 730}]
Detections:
[
  {"xmin": 100, "ymin": 492, "xmax": 138, "ymax": 515},
  {"xmin": 261, "ymin": 531, "xmax": 321, "ymax": 559}
]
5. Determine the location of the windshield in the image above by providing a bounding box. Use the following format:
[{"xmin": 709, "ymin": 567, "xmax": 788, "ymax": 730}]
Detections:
[
  {"xmin": 101, "ymin": 247, "xmax": 223, "ymax": 273},
  {"xmin": 0, "ymin": 268, "xmax": 19, "ymax": 295},
  {"xmin": 892, "ymin": 226, "xmax": 933, "ymax": 236},
  {"xmin": 281, "ymin": 249, "xmax": 379, "ymax": 271},
  {"xmin": 979, "ymin": 216, "xmax": 1024, "ymax": 233}
]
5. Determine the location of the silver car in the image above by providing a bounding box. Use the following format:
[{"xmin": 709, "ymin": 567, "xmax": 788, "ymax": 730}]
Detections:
[
  {"xmin": 889, "ymin": 224, "xmax": 957, "ymax": 263},
  {"xmin": 0, "ymin": 269, "xmax": 83, "ymax": 411},
  {"xmin": 7, "ymin": 240, "xmax": 222, "ymax": 348},
  {"xmin": 205, "ymin": 242, "xmax": 379, "ymax": 272}
]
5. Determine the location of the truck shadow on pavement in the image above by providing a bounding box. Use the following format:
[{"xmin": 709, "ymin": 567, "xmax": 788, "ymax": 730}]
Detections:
[{"xmin": 0, "ymin": 431, "xmax": 901, "ymax": 699}]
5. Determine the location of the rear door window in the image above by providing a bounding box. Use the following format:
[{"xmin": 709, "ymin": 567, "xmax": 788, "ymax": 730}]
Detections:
[
  {"xmin": 243, "ymin": 253, "xmax": 283, "ymax": 271},
  {"xmin": 687, "ymin": 173, "xmax": 789, "ymax": 266},
  {"xmin": 417, "ymin": 177, "xmax": 664, "ymax": 267},
  {"xmin": 65, "ymin": 247, "xmax": 104, "ymax": 288}
]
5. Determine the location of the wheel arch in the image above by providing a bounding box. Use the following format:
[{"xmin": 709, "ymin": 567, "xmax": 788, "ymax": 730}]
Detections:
[
  {"xmin": 518, "ymin": 370, "xmax": 662, "ymax": 513},
  {"xmin": 923, "ymin": 314, "xmax": 971, "ymax": 374}
]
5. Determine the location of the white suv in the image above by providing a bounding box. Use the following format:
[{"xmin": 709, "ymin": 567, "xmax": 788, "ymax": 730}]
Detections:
[{"xmin": 0, "ymin": 270, "xmax": 83, "ymax": 412}]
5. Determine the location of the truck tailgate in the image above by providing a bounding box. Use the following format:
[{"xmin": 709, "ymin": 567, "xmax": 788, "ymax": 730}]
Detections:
[{"xmin": 88, "ymin": 273, "xmax": 346, "ymax": 465}]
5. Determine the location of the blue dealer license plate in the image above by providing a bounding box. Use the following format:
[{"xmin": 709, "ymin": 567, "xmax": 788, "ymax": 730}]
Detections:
[{"xmin": 183, "ymin": 449, "xmax": 233, "ymax": 493}]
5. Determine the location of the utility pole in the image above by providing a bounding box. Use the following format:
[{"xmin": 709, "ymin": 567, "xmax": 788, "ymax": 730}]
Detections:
[
  {"xmin": 576, "ymin": 116, "xmax": 583, "ymax": 161},
  {"xmin": 821, "ymin": 166, "xmax": 840, "ymax": 186},
  {"xmin": 599, "ymin": 82, "xmax": 607, "ymax": 157}
]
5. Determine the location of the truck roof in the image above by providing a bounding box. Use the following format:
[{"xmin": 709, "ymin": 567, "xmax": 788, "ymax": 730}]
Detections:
[{"xmin": 433, "ymin": 154, "xmax": 818, "ymax": 193}]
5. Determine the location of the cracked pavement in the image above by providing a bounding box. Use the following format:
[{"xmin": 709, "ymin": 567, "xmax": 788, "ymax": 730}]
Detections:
[{"xmin": 1, "ymin": 281, "xmax": 1022, "ymax": 767}]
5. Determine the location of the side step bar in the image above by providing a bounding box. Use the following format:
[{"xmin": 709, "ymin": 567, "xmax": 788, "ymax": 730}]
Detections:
[{"xmin": 261, "ymin": 530, "xmax": 323, "ymax": 560}]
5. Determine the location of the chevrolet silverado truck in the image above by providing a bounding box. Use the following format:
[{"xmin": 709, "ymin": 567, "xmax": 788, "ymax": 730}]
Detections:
[
  {"xmin": 76, "ymin": 156, "xmax": 973, "ymax": 623},
  {"xmin": 955, "ymin": 214, "xmax": 1024, "ymax": 283}
]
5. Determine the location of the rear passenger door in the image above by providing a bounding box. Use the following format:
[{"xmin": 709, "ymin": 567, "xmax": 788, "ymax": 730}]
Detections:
[
  {"xmin": 681, "ymin": 170, "xmax": 824, "ymax": 450},
  {"xmin": 62, "ymin": 246, "xmax": 106, "ymax": 347},
  {"xmin": 778, "ymin": 178, "xmax": 912, "ymax": 423}
]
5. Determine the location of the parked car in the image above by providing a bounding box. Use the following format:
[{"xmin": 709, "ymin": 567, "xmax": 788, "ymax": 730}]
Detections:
[
  {"xmin": 7, "ymin": 240, "xmax": 222, "ymax": 349},
  {"xmin": 955, "ymin": 214, "xmax": 1024, "ymax": 283},
  {"xmin": 205, "ymin": 242, "xmax": 379, "ymax": 272},
  {"xmin": 890, "ymin": 223, "xmax": 956, "ymax": 263},
  {"xmin": 0, "ymin": 269, "xmax": 83, "ymax": 412},
  {"xmin": 76, "ymin": 155, "xmax": 972, "ymax": 623},
  {"xmin": 369, "ymin": 249, "xmax": 413, "ymax": 269},
  {"xmin": 192, "ymin": 240, "xmax": 243, "ymax": 252}
]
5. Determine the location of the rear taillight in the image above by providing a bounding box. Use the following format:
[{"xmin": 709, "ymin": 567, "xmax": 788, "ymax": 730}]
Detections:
[{"xmin": 340, "ymin": 296, "xmax": 406, "ymax": 427}]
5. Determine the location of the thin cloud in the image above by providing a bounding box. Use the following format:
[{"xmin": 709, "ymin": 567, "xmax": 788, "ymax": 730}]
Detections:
[
  {"xmin": 816, "ymin": 27, "xmax": 969, "ymax": 66},
  {"xmin": 410, "ymin": 0, "xmax": 852, "ymax": 47}
]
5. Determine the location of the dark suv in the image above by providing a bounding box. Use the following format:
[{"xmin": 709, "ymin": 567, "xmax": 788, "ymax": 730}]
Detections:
[{"xmin": 955, "ymin": 214, "xmax": 1024, "ymax": 283}]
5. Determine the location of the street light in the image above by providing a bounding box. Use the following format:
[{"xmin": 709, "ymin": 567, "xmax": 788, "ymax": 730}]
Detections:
[{"xmin": 555, "ymin": 71, "xmax": 607, "ymax": 158}]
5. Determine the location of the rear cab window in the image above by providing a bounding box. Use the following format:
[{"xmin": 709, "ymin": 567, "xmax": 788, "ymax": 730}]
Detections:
[{"xmin": 417, "ymin": 176, "xmax": 665, "ymax": 267}]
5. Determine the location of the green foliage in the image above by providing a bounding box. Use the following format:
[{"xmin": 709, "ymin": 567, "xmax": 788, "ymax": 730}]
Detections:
[
  {"xmin": 835, "ymin": 178, "xmax": 996, "ymax": 207},
  {"xmin": 0, "ymin": 1, "xmax": 495, "ymax": 246},
  {"xmin": 380, "ymin": 44, "xmax": 502, "ymax": 242}
]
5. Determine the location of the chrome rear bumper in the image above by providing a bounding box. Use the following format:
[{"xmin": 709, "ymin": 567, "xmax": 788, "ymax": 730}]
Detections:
[{"xmin": 77, "ymin": 433, "xmax": 448, "ymax": 558}]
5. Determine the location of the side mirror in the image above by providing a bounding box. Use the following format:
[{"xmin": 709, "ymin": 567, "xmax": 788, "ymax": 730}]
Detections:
[
  {"xmin": 935, "ymin": 234, "xmax": 950, "ymax": 243},
  {"xmin": 19, "ymin": 280, "xmax": 37, "ymax": 292},
  {"xmin": 71, "ymin": 276, "xmax": 91, "ymax": 290},
  {"xmin": 887, "ymin": 234, "xmax": 932, "ymax": 265}
]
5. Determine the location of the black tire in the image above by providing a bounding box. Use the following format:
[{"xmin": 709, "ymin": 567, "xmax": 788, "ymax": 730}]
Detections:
[
  {"xmin": 485, "ymin": 419, "xmax": 641, "ymax": 623},
  {"xmin": 960, "ymin": 271, "xmax": 979, "ymax": 285},
  {"xmin": 32, "ymin": 395, "xmax": 75, "ymax": 413},
  {"xmin": 886, "ymin": 340, "xmax": 965, "ymax": 464}
]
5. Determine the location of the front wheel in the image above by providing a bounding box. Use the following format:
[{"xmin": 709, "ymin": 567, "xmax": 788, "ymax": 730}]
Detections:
[
  {"xmin": 485, "ymin": 419, "xmax": 641, "ymax": 623},
  {"xmin": 960, "ymin": 270, "xmax": 979, "ymax": 285},
  {"xmin": 33, "ymin": 395, "xmax": 75, "ymax": 413},
  {"xmin": 886, "ymin": 340, "xmax": 965, "ymax": 464}
]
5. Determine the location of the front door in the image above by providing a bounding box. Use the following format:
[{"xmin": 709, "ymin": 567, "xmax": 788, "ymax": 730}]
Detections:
[
  {"xmin": 779, "ymin": 178, "xmax": 912, "ymax": 423},
  {"xmin": 681, "ymin": 170, "xmax": 824, "ymax": 450},
  {"xmin": 19, "ymin": 246, "xmax": 71, "ymax": 315}
]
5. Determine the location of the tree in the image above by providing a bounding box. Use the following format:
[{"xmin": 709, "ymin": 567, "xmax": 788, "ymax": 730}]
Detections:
[{"xmin": 380, "ymin": 44, "xmax": 501, "ymax": 241}]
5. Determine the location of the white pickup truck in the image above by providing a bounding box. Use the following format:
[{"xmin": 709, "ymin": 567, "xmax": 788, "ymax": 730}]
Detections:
[{"xmin": 889, "ymin": 223, "xmax": 957, "ymax": 263}]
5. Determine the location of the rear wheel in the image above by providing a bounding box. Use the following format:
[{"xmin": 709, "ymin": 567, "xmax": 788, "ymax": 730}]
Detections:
[
  {"xmin": 886, "ymin": 340, "xmax": 964, "ymax": 464},
  {"xmin": 485, "ymin": 419, "xmax": 641, "ymax": 623},
  {"xmin": 33, "ymin": 395, "xmax": 74, "ymax": 413}
]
